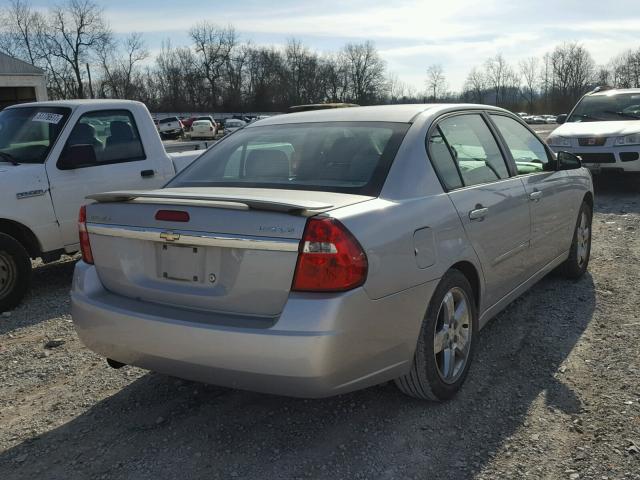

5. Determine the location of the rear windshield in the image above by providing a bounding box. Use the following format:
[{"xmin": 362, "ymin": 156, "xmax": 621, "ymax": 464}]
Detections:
[
  {"xmin": 168, "ymin": 121, "xmax": 410, "ymax": 195},
  {"xmin": 159, "ymin": 117, "xmax": 178, "ymax": 124}
]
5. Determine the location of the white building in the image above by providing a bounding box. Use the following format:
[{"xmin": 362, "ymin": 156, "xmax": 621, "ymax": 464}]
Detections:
[{"xmin": 0, "ymin": 52, "xmax": 47, "ymax": 109}]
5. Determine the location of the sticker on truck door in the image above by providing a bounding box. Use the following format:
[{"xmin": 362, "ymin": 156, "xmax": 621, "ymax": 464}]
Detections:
[{"xmin": 32, "ymin": 112, "xmax": 64, "ymax": 124}]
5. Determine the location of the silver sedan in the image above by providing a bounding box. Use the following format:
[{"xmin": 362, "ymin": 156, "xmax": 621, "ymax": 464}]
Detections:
[{"xmin": 71, "ymin": 104, "xmax": 593, "ymax": 401}]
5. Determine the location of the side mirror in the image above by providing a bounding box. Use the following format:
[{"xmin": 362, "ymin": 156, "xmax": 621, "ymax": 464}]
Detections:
[
  {"xmin": 557, "ymin": 151, "xmax": 582, "ymax": 170},
  {"xmin": 57, "ymin": 144, "xmax": 97, "ymax": 170},
  {"xmin": 556, "ymin": 114, "xmax": 568, "ymax": 125}
]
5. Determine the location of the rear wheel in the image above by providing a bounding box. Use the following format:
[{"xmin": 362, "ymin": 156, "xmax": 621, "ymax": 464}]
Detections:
[
  {"xmin": 395, "ymin": 269, "xmax": 478, "ymax": 401},
  {"xmin": 559, "ymin": 201, "xmax": 592, "ymax": 279},
  {"xmin": 0, "ymin": 233, "xmax": 31, "ymax": 313}
]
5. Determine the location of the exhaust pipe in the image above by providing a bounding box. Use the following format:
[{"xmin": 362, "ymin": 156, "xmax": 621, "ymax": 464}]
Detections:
[{"xmin": 106, "ymin": 358, "xmax": 126, "ymax": 369}]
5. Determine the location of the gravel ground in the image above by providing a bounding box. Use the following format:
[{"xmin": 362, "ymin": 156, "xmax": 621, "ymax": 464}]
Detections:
[{"xmin": 1, "ymin": 173, "xmax": 639, "ymax": 479}]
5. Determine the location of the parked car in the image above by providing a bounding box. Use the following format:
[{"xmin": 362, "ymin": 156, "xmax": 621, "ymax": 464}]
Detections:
[
  {"xmin": 547, "ymin": 88, "xmax": 640, "ymax": 173},
  {"xmin": 543, "ymin": 115, "xmax": 557, "ymax": 124},
  {"xmin": 72, "ymin": 104, "xmax": 593, "ymax": 401},
  {"xmin": 526, "ymin": 115, "xmax": 546, "ymax": 125},
  {"xmin": 190, "ymin": 120, "xmax": 216, "ymax": 140},
  {"xmin": 0, "ymin": 100, "xmax": 203, "ymax": 312},
  {"xmin": 157, "ymin": 116, "xmax": 184, "ymax": 139},
  {"xmin": 180, "ymin": 117, "xmax": 197, "ymax": 131},
  {"xmin": 223, "ymin": 118, "xmax": 246, "ymax": 135},
  {"xmin": 194, "ymin": 116, "xmax": 219, "ymax": 135}
]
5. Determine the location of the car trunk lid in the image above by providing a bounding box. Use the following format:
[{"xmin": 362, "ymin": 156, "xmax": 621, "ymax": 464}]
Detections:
[{"xmin": 85, "ymin": 188, "xmax": 373, "ymax": 316}]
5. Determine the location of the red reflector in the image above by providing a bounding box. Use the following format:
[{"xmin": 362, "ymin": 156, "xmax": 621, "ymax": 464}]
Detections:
[
  {"xmin": 292, "ymin": 217, "xmax": 367, "ymax": 292},
  {"xmin": 155, "ymin": 210, "xmax": 190, "ymax": 222},
  {"xmin": 78, "ymin": 205, "xmax": 94, "ymax": 265}
]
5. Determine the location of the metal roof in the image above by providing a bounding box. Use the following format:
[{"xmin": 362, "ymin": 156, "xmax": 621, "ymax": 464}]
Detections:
[
  {"xmin": 0, "ymin": 52, "xmax": 44, "ymax": 76},
  {"xmin": 249, "ymin": 103, "xmax": 508, "ymax": 125}
]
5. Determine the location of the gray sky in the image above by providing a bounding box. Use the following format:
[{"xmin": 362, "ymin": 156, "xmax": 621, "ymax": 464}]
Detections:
[{"xmin": 31, "ymin": 0, "xmax": 640, "ymax": 91}]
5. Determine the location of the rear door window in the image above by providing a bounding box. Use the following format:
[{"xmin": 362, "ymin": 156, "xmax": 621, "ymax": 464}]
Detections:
[{"xmin": 436, "ymin": 114, "xmax": 510, "ymax": 187}]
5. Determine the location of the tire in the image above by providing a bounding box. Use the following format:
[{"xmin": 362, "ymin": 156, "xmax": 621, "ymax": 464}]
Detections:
[
  {"xmin": 0, "ymin": 233, "xmax": 32, "ymax": 313},
  {"xmin": 559, "ymin": 201, "xmax": 592, "ymax": 279},
  {"xmin": 395, "ymin": 269, "xmax": 478, "ymax": 401}
]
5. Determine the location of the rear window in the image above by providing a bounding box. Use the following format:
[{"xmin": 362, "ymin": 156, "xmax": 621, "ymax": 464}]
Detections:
[
  {"xmin": 159, "ymin": 117, "xmax": 178, "ymax": 124},
  {"xmin": 168, "ymin": 121, "xmax": 410, "ymax": 195},
  {"xmin": 192, "ymin": 120, "xmax": 210, "ymax": 126}
]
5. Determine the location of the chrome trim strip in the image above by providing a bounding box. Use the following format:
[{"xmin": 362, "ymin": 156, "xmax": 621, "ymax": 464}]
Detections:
[{"xmin": 86, "ymin": 223, "xmax": 300, "ymax": 252}]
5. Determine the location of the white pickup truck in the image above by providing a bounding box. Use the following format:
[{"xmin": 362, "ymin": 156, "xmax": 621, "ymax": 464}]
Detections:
[{"xmin": 0, "ymin": 99, "xmax": 202, "ymax": 311}]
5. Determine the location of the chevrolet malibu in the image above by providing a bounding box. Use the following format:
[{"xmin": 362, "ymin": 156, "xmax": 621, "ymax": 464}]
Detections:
[{"xmin": 71, "ymin": 104, "xmax": 593, "ymax": 401}]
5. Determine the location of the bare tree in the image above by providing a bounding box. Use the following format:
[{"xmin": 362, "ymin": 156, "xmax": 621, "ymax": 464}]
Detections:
[
  {"xmin": 190, "ymin": 22, "xmax": 236, "ymax": 109},
  {"xmin": 519, "ymin": 57, "xmax": 538, "ymax": 112},
  {"xmin": 463, "ymin": 67, "xmax": 486, "ymax": 103},
  {"xmin": 484, "ymin": 54, "xmax": 511, "ymax": 105},
  {"xmin": 342, "ymin": 41, "xmax": 387, "ymax": 104},
  {"xmin": 0, "ymin": 0, "xmax": 44, "ymax": 65},
  {"xmin": 425, "ymin": 64, "xmax": 447, "ymax": 100},
  {"xmin": 40, "ymin": 0, "xmax": 111, "ymax": 98},
  {"xmin": 609, "ymin": 48, "xmax": 640, "ymax": 88},
  {"xmin": 99, "ymin": 32, "xmax": 148, "ymax": 98},
  {"xmin": 550, "ymin": 42, "xmax": 595, "ymax": 108}
]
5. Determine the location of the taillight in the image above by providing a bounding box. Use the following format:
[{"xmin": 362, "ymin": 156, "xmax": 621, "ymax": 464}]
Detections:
[
  {"xmin": 78, "ymin": 205, "xmax": 94, "ymax": 264},
  {"xmin": 292, "ymin": 217, "xmax": 367, "ymax": 292}
]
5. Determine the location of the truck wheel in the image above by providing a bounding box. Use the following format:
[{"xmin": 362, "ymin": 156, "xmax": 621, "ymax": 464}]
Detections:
[
  {"xmin": 0, "ymin": 233, "xmax": 31, "ymax": 313},
  {"xmin": 395, "ymin": 269, "xmax": 478, "ymax": 401}
]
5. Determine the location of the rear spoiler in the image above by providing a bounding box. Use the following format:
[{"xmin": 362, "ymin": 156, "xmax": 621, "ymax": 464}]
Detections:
[{"xmin": 86, "ymin": 190, "xmax": 334, "ymax": 214}]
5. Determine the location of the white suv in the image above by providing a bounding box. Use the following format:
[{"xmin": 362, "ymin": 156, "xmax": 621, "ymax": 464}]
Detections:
[{"xmin": 547, "ymin": 88, "xmax": 640, "ymax": 173}]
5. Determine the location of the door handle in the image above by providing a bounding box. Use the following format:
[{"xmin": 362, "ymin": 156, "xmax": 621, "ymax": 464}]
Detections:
[
  {"xmin": 469, "ymin": 207, "xmax": 489, "ymax": 221},
  {"xmin": 529, "ymin": 190, "xmax": 543, "ymax": 202},
  {"xmin": 140, "ymin": 169, "xmax": 155, "ymax": 178}
]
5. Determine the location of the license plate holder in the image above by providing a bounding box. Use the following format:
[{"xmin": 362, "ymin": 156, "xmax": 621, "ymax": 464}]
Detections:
[{"xmin": 158, "ymin": 244, "xmax": 203, "ymax": 282}]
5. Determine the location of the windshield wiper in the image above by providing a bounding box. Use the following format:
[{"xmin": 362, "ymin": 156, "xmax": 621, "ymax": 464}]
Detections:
[
  {"xmin": 603, "ymin": 110, "xmax": 640, "ymax": 120},
  {"xmin": 0, "ymin": 151, "xmax": 19, "ymax": 165}
]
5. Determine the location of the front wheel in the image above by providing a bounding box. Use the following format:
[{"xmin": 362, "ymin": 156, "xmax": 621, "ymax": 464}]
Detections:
[
  {"xmin": 395, "ymin": 269, "xmax": 478, "ymax": 401},
  {"xmin": 0, "ymin": 233, "xmax": 32, "ymax": 313},
  {"xmin": 559, "ymin": 201, "xmax": 592, "ymax": 279}
]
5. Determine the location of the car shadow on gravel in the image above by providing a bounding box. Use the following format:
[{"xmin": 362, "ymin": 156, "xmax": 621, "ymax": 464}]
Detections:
[
  {"xmin": 0, "ymin": 273, "xmax": 596, "ymax": 480},
  {"xmin": 593, "ymin": 174, "xmax": 640, "ymax": 214},
  {"xmin": 0, "ymin": 257, "xmax": 77, "ymax": 336}
]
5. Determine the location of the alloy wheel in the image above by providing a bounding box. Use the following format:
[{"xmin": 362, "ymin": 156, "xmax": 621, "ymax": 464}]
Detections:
[
  {"xmin": 576, "ymin": 211, "xmax": 591, "ymax": 268},
  {"xmin": 433, "ymin": 287, "xmax": 472, "ymax": 384}
]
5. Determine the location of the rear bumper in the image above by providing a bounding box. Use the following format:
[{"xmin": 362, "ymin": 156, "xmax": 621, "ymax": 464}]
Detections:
[{"xmin": 71, "ymin": 262, "xmax": 435, "ymax": 397}]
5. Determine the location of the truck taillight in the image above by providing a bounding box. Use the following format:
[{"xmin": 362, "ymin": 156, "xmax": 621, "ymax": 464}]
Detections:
[
  {"xmin": 292, "ymin": 217, "xmax": 367, "ymax": 292},
  {"xmin": 78, "ymin": 205, "xmax": 94, "ymax": 265}
]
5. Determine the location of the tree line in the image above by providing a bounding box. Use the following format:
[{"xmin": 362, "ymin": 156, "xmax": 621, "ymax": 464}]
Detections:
[{"xmin": 2, "ymin": 0, "xmax": 640, "ymax": 113}]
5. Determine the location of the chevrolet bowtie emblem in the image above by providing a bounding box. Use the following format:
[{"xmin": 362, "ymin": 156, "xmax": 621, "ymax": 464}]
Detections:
[{"xmin": 160, "ymin": 231, "xmax": 180, "ymax": 242}]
